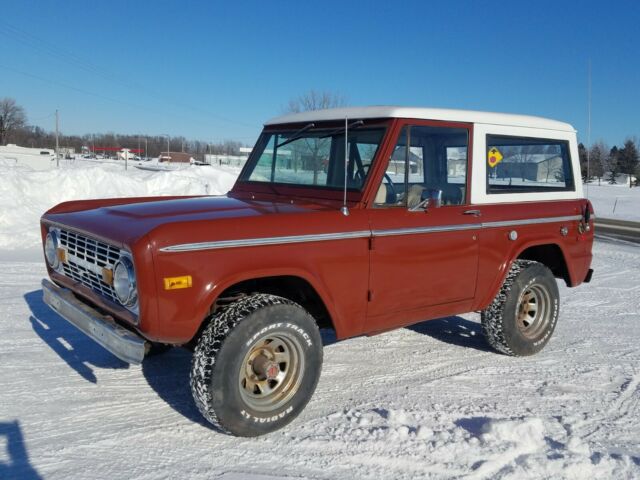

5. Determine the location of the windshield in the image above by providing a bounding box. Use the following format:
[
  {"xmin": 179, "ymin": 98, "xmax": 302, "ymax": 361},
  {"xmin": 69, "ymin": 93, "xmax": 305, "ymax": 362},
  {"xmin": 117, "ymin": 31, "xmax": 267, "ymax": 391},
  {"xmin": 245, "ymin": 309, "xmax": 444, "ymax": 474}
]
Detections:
[{"xmin": 239, "ymin": 125, "xmax": 386, "ymax": 191}]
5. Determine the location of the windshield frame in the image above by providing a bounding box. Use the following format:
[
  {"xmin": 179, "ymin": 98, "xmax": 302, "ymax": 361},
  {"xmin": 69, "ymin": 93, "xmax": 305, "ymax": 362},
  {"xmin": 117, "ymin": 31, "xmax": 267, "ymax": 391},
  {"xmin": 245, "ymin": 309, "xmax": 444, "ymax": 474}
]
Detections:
[{"xmin": 233, "ymin": 119, "xmax": 391, "ymax": 201}]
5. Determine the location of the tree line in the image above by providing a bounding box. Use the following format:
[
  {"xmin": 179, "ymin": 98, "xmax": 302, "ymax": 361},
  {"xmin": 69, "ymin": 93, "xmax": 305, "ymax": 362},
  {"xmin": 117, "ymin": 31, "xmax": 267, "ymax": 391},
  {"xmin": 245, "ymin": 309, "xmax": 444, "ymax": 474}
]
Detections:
[
  {"xmin": 4, "ymin": 95, "xmax": 638, "ymax": 182},
  {"xmin": 0, "ymin": 97, "xmax": 245, "ymax": 158},
  {"xmin": 578, "ymin": 138, "xmax": 639, "ymax": 186}
]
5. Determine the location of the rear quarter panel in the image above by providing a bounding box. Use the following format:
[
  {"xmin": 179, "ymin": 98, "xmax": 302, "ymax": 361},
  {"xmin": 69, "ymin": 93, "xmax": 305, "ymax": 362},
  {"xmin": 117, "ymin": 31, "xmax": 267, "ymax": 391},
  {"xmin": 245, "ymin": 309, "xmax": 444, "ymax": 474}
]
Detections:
[{"xmin": 471, "ymin": 200, "xmax": 593, "ymax": 311}]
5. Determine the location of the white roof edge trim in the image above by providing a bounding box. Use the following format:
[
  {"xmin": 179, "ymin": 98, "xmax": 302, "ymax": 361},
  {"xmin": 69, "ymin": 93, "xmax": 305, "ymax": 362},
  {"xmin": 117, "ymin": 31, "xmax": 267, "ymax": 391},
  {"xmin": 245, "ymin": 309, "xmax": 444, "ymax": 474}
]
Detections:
[{"xmin": 265, "ymin": 106, "xmax": 575, "ymax": 133}]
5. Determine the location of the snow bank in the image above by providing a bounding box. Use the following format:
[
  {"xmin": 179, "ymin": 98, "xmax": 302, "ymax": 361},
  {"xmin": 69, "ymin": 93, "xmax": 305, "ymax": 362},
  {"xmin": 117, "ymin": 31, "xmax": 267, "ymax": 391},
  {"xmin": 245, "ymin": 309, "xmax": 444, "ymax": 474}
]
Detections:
[
  {"xmin": 298, "ymin": 408, "xmax": 632, "ymax": 479},
  {"xmin": 585, "ymin": 183, "xmax": 640, "ymax": 221},
  {"xmin": 0, "ymin": 161, "xmax": 240, "ymax": 253}
]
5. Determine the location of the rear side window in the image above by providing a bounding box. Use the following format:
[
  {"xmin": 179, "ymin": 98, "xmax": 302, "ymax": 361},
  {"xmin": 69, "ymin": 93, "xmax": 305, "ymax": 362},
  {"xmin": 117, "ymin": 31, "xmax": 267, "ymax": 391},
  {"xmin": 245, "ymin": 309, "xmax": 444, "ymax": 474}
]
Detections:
[{"xmin": 486, "ymin": 135, "xmax": 575, "ymax": 194}]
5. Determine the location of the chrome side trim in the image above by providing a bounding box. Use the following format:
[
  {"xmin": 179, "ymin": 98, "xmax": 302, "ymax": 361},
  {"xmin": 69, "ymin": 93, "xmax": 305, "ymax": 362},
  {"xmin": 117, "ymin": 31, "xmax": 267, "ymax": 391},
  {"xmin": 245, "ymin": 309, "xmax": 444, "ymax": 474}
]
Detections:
[
  {"xmin": 373, "ymin": 223, "xmax": 477, "ymax": 237},
  {"xmin": 481, "ymin": 215, "xmax": 582, "ymax": 229},
  {"xmin": 159, "ymin": 215, "xmax": 582, "ymax": 252},
  {"xmin": 160, "ymin": 230, "xmax": 371, "ymax": 252}
]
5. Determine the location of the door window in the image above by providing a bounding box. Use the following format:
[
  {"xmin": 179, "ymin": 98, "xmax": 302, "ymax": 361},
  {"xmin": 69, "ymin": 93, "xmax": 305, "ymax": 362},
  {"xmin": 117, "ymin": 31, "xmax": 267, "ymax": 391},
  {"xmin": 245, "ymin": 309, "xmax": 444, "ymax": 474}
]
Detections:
[{"xmin": 374, "ymin": 125, "xmax": 469, "ymax": 207}]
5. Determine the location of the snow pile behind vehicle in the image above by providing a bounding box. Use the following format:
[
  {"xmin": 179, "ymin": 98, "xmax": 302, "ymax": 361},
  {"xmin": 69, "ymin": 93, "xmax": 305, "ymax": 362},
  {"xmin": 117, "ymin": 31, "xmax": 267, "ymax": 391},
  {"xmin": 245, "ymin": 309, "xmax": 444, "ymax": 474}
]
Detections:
[{"xmin": 0, "ymin": 162, "xmax": 240, "ymax": 254}]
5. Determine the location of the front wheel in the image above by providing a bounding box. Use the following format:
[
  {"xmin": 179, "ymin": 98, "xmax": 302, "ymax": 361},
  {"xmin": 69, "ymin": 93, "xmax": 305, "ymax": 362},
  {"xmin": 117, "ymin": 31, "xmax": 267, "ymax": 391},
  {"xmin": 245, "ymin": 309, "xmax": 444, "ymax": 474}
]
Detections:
[
  {"xmin": 481, "ymin": 260, "xmax": 560, "ymax": 356},
  {"xmin": 190, "ymin": 294, "xmax": 323, "ymax": 436}
]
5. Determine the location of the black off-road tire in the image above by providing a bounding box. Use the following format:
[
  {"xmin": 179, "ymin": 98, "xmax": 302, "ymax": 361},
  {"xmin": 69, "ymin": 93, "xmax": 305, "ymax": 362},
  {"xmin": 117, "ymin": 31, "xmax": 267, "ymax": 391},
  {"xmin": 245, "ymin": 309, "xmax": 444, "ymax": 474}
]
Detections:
[
  {"xmin": 190, "ymin": 294, "xmax": 323, "ymax": 437},
  {"xmin": 481, "ymin": 260, "xmax": 560, "ymax": 356}
]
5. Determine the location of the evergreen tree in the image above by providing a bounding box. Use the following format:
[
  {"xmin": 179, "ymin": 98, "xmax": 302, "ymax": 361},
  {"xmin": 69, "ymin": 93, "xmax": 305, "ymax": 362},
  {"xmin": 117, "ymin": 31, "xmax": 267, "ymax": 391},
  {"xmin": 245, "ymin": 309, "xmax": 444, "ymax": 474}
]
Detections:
[
  {"xmin": 617, "ymin": 139, "xmax": 639, "ymax": 187},
  {"xmin": 578, "ymin": 143, "xmax": 589, "ymax": 182},
  {"xmin": 589, "ymin": 143, "xmax": 606, "ymax": 185},
  {"xmin": 606, "ymin": 146, "xmax": 619, "ymax": 184}
]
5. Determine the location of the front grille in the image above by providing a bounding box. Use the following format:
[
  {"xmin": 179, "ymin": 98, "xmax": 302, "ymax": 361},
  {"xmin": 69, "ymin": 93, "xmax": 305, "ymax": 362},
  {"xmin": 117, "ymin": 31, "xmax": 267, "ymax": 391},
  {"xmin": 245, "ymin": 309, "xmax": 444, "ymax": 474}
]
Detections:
[{"xmin": 59, "ymin": 229, "xmax": 121, "ymax": 304}]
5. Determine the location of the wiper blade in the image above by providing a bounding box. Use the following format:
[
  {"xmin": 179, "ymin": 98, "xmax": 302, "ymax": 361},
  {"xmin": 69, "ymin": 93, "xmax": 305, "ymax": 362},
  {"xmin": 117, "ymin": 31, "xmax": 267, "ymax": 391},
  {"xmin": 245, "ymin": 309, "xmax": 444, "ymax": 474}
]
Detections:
[
  {"xmin": 275, "ymin": 123, "xmax": 315, "ymax": 149},
  {"xmin": 320, "ymin": 120, "xmax": 364, "ymax": 139}
]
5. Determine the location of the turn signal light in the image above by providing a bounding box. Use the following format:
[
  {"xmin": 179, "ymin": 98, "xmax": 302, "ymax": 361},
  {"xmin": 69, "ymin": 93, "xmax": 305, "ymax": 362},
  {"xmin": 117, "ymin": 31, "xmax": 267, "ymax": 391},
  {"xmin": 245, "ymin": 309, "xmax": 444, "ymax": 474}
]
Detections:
[
  {"xmin": 102, "ymin": 268, "xmax": 113, "ymax": 285},
  {"xmin": 56, "ymin": 247, "xmax": 67, "ymax": 264},
  {"xmin": 164, "ymin": 275, "xmax": 192, "ymax": 290}
]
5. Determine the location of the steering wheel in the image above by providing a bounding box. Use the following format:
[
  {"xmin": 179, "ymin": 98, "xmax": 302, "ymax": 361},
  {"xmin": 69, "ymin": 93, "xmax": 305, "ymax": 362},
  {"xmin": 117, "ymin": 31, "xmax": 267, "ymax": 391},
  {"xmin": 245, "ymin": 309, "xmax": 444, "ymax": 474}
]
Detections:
[
  {"xmin": 383, "ymin": 173, "xmax": 397, "ymax": 202},
  {"xmin": 354, "ymin": 165, "xmax": 367, "ymax": 187}
]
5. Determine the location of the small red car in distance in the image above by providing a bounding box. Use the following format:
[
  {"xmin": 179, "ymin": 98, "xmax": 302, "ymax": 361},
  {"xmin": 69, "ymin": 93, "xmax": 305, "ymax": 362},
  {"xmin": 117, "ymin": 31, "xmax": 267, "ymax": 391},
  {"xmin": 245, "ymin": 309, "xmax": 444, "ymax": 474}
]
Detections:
[{"xmin": 40, "ymin": 107, "xmax": 594, "ymax": 436}]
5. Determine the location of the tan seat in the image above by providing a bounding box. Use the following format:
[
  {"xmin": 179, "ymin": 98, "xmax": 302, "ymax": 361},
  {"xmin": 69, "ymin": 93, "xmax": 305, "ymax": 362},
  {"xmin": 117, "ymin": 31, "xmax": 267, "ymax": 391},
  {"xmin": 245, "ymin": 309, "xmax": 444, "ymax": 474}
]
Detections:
[{"xmin": 375, "ymin": 183, "xmax": 387, "ymax": 204}]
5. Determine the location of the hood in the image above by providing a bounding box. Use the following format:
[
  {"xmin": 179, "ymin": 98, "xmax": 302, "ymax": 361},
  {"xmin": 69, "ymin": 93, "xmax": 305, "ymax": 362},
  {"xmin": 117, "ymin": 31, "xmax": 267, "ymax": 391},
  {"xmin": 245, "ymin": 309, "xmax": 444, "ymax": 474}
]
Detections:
[{"xmin": 42, "ymin": 194, "xmax": 332, "ymax": 248}]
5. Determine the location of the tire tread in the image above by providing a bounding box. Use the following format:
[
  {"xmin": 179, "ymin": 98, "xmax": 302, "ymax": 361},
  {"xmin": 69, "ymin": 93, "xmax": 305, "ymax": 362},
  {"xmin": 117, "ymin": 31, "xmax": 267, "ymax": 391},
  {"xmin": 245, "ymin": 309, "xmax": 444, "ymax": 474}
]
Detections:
[
  {"xmin": 190, "ymin": 293, "xmax": 296, "ymax": 433},
  {"xmin": 481, "ymin": 259, "xmax": 538, "ymax": 356}
]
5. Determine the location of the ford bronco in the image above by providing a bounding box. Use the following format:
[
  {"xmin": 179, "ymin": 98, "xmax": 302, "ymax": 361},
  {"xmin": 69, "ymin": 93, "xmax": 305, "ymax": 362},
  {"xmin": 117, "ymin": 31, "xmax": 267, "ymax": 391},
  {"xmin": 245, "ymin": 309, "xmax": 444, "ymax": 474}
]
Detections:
[{"xmin": 40, "ymin": 107, "xmax": 594, "ymax": 436}]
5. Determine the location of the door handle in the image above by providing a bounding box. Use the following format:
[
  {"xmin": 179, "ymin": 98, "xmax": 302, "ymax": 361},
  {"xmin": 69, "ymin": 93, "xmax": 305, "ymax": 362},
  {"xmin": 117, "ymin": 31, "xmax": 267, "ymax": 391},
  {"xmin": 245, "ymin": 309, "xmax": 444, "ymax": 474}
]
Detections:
[{"xmin": 463, "ymin": 209, "xmax": 482, "ymax": 217}]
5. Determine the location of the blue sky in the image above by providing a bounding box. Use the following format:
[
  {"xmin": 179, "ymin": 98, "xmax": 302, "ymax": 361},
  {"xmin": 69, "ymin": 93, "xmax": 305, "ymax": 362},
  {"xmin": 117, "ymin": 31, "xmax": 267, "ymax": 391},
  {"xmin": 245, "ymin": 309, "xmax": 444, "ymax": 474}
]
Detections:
[{"xmin": 1, "ymin": 0, "xmax": 638, "ymax": 146}]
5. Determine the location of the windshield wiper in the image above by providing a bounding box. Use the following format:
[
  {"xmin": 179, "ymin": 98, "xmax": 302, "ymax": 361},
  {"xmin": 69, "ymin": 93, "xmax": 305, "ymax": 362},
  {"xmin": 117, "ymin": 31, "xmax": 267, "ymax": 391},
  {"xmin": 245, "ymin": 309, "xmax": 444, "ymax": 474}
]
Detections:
[
  {"xmin": 320, "ymin": 120, "xmax": 364, "ymax": 138},
  {"xmin": 275, "ymin": 123, "xmax": 315, "ymax": 149}
]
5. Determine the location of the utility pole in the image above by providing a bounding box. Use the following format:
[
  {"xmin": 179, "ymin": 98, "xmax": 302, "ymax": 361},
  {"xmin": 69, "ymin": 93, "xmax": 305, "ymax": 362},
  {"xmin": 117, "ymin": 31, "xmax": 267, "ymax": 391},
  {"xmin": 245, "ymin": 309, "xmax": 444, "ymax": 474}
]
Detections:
[
  {"xmin": 587, "ymin": 59, "xmax": 591, "ymax": 194},
  {"xmin": 144, "ymin": 137, "xmax": 147, "ymax": 159},
  {"xmin": 167, "ymin": 135, "xmax": 170, "ymax": 165},
  {"xmin": 55, "ymin": 109, "xmax": 60, "ymax": 168}
]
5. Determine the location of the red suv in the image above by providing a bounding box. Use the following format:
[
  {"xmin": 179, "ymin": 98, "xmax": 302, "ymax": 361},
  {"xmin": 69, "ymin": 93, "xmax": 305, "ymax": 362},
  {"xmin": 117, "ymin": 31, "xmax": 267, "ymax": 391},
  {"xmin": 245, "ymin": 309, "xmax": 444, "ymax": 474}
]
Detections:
[{"xmin": 40, "ymin": 107, "xmax": 594, "ymax": 436}]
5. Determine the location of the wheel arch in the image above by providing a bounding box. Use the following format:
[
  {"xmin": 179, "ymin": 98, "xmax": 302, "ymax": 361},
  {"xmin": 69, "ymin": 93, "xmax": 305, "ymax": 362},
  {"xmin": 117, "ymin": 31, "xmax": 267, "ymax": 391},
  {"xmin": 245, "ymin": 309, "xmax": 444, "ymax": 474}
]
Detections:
[
  {"xmin": 516, "ymin": 243, "xmax": 572, "ymax": 286},
  {"xmin": 191, "ymin": 270, "xmax": 339, "ymax": 344},
  {"xmin": 475, "ymin": 240, "xmax": 573, "ymax": 311}
]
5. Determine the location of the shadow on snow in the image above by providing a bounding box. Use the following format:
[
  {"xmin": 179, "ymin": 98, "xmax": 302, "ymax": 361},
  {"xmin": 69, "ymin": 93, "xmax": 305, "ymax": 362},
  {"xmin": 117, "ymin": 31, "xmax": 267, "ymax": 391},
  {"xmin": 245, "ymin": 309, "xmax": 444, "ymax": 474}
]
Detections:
[
  {"xmin": 0, "ymin": 420, "xmax": 42, "ymax": 480},
  {"xmin": 406, "ymin": 315, "xmax": 492, "ymax": 353},
  {"xmin": 141, "ymin": 348, "xmax": 214, "ymax": 429},
  {"xmin": 23, "ymin": 289, "xmax": 129, "ymax": 384}
]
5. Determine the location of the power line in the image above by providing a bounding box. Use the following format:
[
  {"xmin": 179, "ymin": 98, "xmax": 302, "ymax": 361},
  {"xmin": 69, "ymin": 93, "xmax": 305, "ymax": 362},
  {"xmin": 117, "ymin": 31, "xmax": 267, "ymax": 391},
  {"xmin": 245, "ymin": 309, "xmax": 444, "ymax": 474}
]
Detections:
[
  {"xmin": 0, "ymin": 63, "xmax": 155, "ymax": 111},
  {"xmin": 1, "ymin": 63, "xmax": 259, "ymax": 143},
  {"xmin": 0, "ymin": 20, "xmax": 256, "ymax": 129}
]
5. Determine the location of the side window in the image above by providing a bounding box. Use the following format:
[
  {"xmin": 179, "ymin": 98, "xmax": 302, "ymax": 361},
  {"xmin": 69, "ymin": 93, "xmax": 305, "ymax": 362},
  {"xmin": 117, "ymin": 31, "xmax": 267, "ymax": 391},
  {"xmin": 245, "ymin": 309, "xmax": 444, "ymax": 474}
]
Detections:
[
  {"xmin": 486, "ymin": 135, "xmax": 575, "ymax": 193},
  {"xmin": 374, "ymin": 125, "xmax": 469, "ymax": 207}
]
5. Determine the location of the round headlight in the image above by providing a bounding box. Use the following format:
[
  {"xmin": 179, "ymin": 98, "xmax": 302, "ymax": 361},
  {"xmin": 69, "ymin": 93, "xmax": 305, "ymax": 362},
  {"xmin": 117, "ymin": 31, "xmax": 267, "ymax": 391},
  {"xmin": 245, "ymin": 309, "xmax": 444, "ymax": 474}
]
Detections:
[
  {"xmin": 113, "ymin": 257, "xmax": 137, "ymax": 306},
  {"xmin": 45, "ymin": 231, "xmax": 59, "ymax": 269}
]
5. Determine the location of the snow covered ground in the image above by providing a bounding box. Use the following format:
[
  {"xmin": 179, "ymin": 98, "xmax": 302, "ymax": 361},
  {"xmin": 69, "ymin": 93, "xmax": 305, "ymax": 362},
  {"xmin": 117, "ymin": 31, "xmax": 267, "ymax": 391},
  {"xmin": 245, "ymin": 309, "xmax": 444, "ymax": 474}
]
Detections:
[
  {"xmin": 1, "ymin": 160, "xmax": 639, "ymax": 478},
  {"xmin": 585, "ymin": 183, "xmax": 640, "ymax": 222},
  {"xmin": 1, "ymin": 240, "xmax": 638, "ymax": 479}
]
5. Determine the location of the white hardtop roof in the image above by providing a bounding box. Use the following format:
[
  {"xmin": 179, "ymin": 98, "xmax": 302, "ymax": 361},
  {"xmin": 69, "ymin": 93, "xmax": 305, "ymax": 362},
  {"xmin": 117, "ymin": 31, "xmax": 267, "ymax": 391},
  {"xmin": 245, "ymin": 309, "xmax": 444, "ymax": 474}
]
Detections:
[{"xmin": 265, "ymin": 106, "xmax": 575, "ymax": 132}]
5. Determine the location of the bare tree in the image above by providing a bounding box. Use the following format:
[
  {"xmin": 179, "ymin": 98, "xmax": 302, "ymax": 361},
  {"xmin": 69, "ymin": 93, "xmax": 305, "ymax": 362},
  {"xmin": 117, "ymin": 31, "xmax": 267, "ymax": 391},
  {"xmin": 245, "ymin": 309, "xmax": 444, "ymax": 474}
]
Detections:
[
  {"xmin": 0, "ymin": 98, "xmax": 27, "ymax": 145},
  {"xmin": 282, "ymin": 90, "xmax": 348, "ymax": 184},
  {"xmin": 285, "ymin": 90, "xmax": 347, "ymax": 114},
  {"xmin": 589, "ymin": 141, "xmax": 607, "ymax": 185}
]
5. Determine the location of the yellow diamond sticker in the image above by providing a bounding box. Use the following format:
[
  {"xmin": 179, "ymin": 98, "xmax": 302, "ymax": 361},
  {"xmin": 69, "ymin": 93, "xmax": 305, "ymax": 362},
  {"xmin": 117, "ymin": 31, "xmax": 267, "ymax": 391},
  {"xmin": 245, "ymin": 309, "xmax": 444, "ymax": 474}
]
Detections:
[{"xmin": 488, "ymin": 147, "xmax": 503, "ymax": 168}]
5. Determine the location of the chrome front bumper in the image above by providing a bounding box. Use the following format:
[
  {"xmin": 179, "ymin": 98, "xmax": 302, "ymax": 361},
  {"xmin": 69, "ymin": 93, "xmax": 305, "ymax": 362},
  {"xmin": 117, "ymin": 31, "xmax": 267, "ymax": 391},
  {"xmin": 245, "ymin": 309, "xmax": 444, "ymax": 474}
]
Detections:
[{"xmin": 41, "ymin": 279, "xmax": 148, "ymax": 364}]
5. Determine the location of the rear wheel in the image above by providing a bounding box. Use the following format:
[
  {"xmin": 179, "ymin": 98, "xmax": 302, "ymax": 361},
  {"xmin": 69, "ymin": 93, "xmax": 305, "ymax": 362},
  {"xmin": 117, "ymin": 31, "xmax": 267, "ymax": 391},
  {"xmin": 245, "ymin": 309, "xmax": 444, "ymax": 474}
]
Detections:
[
  {"xmin": 190, "ymin": 294, "xmax": 323, "ymax": 436},
  {"xmin": 481, "ymin": 260, "xmax": 560, "ymax": 356}
]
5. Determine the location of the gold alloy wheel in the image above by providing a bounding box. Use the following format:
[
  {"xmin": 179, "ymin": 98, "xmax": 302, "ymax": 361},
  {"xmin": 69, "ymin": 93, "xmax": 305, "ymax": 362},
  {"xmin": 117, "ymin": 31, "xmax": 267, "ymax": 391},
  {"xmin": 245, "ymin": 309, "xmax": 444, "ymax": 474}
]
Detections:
[
  {"xmin": 238, "ymin": 332, "xmax": 305, "ymax": 412},
  {"xmin": 516, "ymin": 284, "xmax": 551, "ymax": 339}
]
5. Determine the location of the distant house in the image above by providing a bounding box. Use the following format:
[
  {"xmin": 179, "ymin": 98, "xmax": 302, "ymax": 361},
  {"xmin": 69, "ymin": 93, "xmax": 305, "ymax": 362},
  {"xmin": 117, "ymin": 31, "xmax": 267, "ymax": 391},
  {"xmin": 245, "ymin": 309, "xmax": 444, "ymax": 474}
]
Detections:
[
  {"xmin": 58, "ymin": 147, "xmax": 75, "ymax": 158},
  {"xmin": 389, "ymin": 148, "xmax": 420, "ymax": 174},
  {"xmin": 159, "ymin": 151, "xmax": 193, "ymax": 163},
  {"xmin": 495, "ymin": 154, "xmax": 563, "ymax": 183},
  {"xmin": 204, "ymin": 153, "xmax": 249, "ymax": 167}
]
